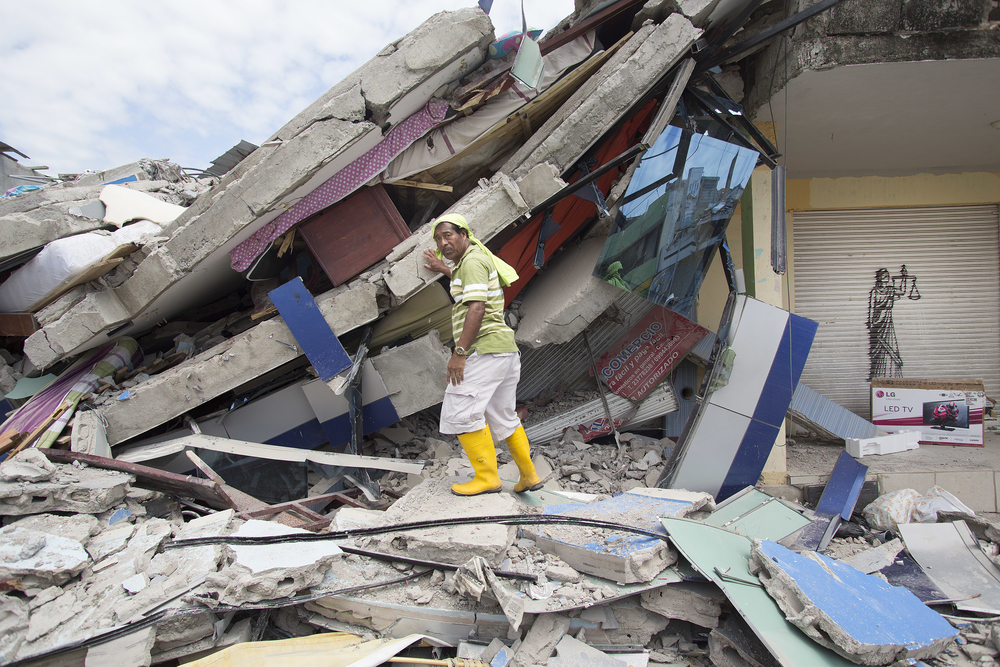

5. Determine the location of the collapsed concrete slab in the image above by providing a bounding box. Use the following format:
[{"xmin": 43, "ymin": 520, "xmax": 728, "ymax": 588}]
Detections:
[
  {"xmin": 0, "ymin": 180, "xmax": 173, "ymax": 262},
  {"xmin": 21, "ymin": 8, "xmax": 493, "ymax": 371},
  {"xmin": 0, "ymin": 455, "xmax": 132, "ymax": 515},
  {"xmin": 360, "ymin": 477, "xmax": 519, "ymax": 567},
  {"xmin": 503, "ymin": 14, "xmax": 701, "ymax": 181},
  {"xmin": 97, "ymin": 281, "xmax": 378, "ymax": 445},
  {"xmin": 514, "ymin": 236, "xmax": 621, "ymax": 348}
]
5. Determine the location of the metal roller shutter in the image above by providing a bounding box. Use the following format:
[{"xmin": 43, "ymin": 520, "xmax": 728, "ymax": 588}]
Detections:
[{"xmin": 792, "ymin": 205, "xmax": 1000, "ymax": 418}]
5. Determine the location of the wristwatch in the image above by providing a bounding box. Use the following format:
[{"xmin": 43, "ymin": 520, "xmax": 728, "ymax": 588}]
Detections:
[{"xmin": 454, "ymin": 346, "xmax": 467, "ymax": 357}]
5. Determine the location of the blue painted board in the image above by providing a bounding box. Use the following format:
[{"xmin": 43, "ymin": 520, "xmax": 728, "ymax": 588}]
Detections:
[
  {"xmin": 817, "ymin": 450, "xmax": 868, "ymax": 521},
  {"xmin": 268, "ymin": 277, "xmax": 352, "ymax": 381},
  {"xmin": 662, "ymin": 517, "xmax": 856, "ymax": 667},
  {"xmin": 543, "ymin": 492, "xmax": 691, "ymax": 558},
  {"xmin": 756, "ymin": 540, "xmax": 957, "ymax": 657}
]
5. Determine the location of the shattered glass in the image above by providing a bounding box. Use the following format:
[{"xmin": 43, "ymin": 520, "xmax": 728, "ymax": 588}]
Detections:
[{"xmin": 593, "ymin": 126, "xmax": 757, "ymax": 315}]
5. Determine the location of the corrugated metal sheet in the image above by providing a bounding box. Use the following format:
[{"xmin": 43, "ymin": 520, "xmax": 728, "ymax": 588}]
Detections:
[
  {"xmin": 793, "ymin": 205, "xmax": 1000, "ymax": 418},
  {"xmin": 789, "ymin": 383, "xmax": 880, "ymax": 441},
  {"xmin": 517, "ymin": 291, "xmax": 655, "ymax": 401},
  {"xmin": 523, "ymin": 383, "xmax": 678, "ymax": 445}
]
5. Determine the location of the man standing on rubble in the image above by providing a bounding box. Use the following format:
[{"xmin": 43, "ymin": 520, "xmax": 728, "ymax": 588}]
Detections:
[{"xmin": 422, "ymin": 213, "xmax": 543, "ymax": 496}]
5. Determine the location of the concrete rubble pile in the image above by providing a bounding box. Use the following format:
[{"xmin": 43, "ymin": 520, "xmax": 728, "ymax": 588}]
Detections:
[
  {"xmin": 2, "ymin": 0, "xmax": 994, "ymax": 665},
  {"xmin": 1, "ymin": 435, "xmax": 998, "ymax": 667}
]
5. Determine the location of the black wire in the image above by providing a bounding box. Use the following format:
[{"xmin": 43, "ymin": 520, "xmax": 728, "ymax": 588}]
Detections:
[{"xmin": 164, "ymin": 514, "xmax": 669, "ymax": 549}]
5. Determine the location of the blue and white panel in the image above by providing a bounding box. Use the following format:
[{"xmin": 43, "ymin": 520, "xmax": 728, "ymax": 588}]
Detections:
[{"xmin": 670, "ymin": 295, "xmax": 818, "ymax": 501}]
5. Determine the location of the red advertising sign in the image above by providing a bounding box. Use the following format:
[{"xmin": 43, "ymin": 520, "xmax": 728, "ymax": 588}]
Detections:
[{"xmin": 595, "ymin": 307, "xmax": 708, "ymax": 401}]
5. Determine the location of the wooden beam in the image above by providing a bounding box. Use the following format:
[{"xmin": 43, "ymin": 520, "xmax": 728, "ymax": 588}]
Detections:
[{"xmin": 391, "ymin": 179, "xmax": 454, "ymax": 193}]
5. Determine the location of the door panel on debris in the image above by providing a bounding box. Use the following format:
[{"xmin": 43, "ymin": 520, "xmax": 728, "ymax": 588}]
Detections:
[{"xmin": 792, "ymin": 205, "xmax": 1000, "ymax": 418}]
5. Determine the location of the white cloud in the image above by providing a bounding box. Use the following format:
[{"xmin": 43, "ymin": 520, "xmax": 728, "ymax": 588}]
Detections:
[{"xmin": 0, "ymin": 0, "xmax": 575, "ymax": 176}]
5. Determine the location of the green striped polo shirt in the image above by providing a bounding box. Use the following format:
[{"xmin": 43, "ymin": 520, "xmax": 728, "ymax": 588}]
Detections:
[{"xmin": 450, "ymin": 244, "xmax": 517, "ymax": 353}]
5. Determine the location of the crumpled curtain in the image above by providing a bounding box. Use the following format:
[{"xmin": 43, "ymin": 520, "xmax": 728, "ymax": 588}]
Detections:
[{"xmin": 1, "ymin": 338, "xmax": 141, "ymax": 451}]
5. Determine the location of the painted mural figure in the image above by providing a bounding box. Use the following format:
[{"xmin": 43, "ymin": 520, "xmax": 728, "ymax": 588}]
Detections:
[{"xmin": 866, "ymin": 265, "xmax": 920, "ymax": 380}]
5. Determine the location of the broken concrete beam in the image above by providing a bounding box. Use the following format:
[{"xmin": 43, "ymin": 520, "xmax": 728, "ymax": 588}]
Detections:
[
  {"xmin": 273, "ymin": 8, "xmax": 492, "ymax": 139},
  {"xmin": 371, "ymin": 331, "xmax": 452, "ymax": 418},
  {"xmin": 503, "ymin": 15, "xmax": 700, "ymax": 180},
  {"xmin": 0, "ymin": 180, "xmax": 170, "ymax": 262},
  {"xmin": 633, "ymin": 0, "xmax": 721, "ymax": 30},
  {"xmin": 22, "ymin": 9, "xmax": 492, "ymax": 371},
  {"xmin": 97, "ymin": 281, "xmax": 377, "ymax": 445},
  {"xmin": 0, "ymin": 455, "xmax": 132, "ymax": 516},
  {"xmin": 22, "ymin": 290, "xmax": 132, "ymax": 368},
  {"xmin": 640, "ymin": 580, "xmax": 726, "ymax": 627},
  {"xmin": 514, "ymin": 236, "xmax": 620, "ymax": 348},
  {"xmin": 359, "ymin": 477, "xmax": 519, "ymax": 567},
  {"xmin": 385, "ymin": 163, "xmax": 565, "ymax": 302}
]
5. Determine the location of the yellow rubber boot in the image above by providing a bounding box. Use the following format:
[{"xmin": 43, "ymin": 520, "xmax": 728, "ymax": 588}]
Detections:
[
  {"xmin": 452, "ymin": 427, "xmax": 502, "ymax": 496},
  {"xmin": 506, "ymin": 426, "xmax": 543, "ymax": 493}
]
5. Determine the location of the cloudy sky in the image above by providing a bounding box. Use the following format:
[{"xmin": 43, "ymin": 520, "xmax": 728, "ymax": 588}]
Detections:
[{"xmin": 0, "ymin": 0, "xmax": 575, "ymax": 178}]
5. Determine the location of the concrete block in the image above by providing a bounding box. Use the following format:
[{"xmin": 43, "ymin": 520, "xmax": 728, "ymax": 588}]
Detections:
[
  {"xmin": 845, "ymin": 430, "xmax": 920, "ymax": 457},
  {"xmin": 511, "ymin": 162, "xmax": 566, "ymax": 210},
  {"xmin": 67, "ymin": 198, "xmax": 110, "ymax": 219},
  {"xmin": 0, "ymin": 462, "xmax": 132, "ymax": 516},
  {"xmin": 34, "ymin": 286, "xmax": 88, "ymax": 327},
  {"xmin": 640, "ymin": 580, "xmax": 726, "ymax": 627},
  {"xmin": 372, "ymin": 331, "xmax": 452, "ymax": 418},
  {"xmin": 504, "ymin": 15, "xmax": 700, "ymax": 180},
  {"xmin": 84, "ymin": 625, "xmax": 155, "ymax": 667},
  {"xmin": 0, "ymin": 448, "xmax": 56, "ymax": 482},
  {"xmin": 0, "ymin": 525, "xmax": 90, "ymax": 586},
  {"xmin": 71, "ymin": 409, "xmax": 112, "ymax": 458},
  {"xmin": 99, "ymin": 282, "xmax": 378, "ymax": 444},
  {"xmin": 151, "ymin": 613, "xmax": 216, "ymax": 652},
  {"xmin": 362, "ymin": 477, "xmax": 519, "ymax": 567},
  {"xmin": 511, "ymin": 613, "xmax": 571, "ymax": 667},
  {"xmin": 515, "ymin": 236, "xmax": 621, "ymax": 348},
  {"xmin": 210, "ymin": 520, "xmax": 343, "ymax": 604},
  {"xmin": 85, "ymin": 523, "xmax": 136, "ymax": 561}
]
